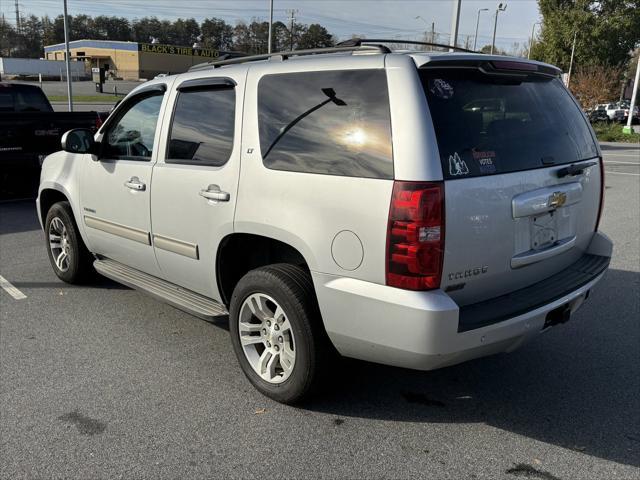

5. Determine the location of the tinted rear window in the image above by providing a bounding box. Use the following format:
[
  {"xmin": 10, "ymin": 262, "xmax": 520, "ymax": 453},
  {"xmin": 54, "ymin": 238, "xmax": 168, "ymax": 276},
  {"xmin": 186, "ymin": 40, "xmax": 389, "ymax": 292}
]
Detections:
[
  {"xmin": 0, "ymin": 92, "xmax": 13, "ymax": 111},
  {"xmin": 421, "ymin": 69, "xmax": 598, "ymax": 179},
  {"xmin": 258, "ymin": 69, "xmax": 393, "ymax": 179},
  {"xmin": 13, "ymin": 88, "xmax": 52, "ymax": 112}
]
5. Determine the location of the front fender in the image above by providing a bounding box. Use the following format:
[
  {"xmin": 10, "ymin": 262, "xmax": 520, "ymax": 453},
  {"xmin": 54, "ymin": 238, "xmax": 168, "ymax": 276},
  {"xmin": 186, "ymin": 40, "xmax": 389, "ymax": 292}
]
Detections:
[{"xmin": 37, "ymin": 151, "xmax": 90, "ymax": 247}]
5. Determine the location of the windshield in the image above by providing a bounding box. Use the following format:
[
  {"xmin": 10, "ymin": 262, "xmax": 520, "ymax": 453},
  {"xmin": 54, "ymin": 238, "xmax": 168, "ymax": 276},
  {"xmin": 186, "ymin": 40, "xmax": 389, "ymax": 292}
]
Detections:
[{"xmin": 420, "ymin": 68, "xmax": 598, "ymax": 179}]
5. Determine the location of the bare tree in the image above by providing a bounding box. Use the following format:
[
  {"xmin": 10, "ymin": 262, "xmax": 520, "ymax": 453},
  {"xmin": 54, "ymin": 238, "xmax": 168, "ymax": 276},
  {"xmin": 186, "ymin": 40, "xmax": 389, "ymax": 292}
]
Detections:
[{"xmin": 570, "ymin": 64, "xmax": 623, "ymax": 108}]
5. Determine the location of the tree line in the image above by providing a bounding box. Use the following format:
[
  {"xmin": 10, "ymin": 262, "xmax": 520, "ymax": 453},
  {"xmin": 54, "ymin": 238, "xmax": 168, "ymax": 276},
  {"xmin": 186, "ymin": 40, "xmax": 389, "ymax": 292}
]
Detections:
[
  {"xmin": 530, "ymin": 0, "xmax": 639, "ymax": 105},
  {"xmin": 0, "ymin": 14, "xmax": 335, "ymax": 58},
  {"xmin": 1, "ymin": 0, "xmax": 638, "ymax": 107}
]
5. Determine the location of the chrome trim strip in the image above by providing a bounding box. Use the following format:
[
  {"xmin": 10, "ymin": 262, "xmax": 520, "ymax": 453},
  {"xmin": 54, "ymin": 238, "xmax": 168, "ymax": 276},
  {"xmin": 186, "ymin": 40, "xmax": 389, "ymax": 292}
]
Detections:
[
  {"xmin": 511, "ymin": 236, "xmax": 577, "ymax": 269},
  {"xmin": 512, "ymin": 182, "xmax": 583, "ymax": 218},
  {"xmin": 153, "ymin": 234, "xmax": 199, "ymax": 260},
  {"xmin": 84, "ymin": 215, "xmax": 151, "ymax": 245}
]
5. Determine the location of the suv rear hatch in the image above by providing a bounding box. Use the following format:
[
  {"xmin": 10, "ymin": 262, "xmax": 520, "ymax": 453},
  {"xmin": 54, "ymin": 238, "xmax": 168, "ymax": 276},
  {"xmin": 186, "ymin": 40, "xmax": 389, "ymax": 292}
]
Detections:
[{"xmin": 419, "ymin": 60, "xmax": 602, "ymax": 306}]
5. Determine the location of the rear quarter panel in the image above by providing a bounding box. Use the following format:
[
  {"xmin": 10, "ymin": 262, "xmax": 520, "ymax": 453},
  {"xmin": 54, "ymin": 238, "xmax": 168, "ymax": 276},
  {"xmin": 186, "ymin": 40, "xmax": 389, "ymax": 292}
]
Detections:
[{"xmin": 235, "ymin": 55, "xmax": 395, "ymax": 283}]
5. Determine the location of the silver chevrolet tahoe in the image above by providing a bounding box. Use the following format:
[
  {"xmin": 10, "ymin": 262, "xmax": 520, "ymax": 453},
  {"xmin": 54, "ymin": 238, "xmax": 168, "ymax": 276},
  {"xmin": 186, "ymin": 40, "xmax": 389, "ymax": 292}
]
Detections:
[{"xmin": 37, "ymin": 41, "xmax": 612, "ymax": 404}]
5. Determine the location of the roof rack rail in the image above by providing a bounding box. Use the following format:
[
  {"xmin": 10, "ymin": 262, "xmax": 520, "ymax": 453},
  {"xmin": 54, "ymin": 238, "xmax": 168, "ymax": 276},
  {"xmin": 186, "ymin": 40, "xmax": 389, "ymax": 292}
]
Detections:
[
  {"xmin": 188, "ymin": 44, "xmax": 390, "ymax": 72},
  {"xmin": 338, "ymin": 38, "xmax": 479, "ymax": 54}
]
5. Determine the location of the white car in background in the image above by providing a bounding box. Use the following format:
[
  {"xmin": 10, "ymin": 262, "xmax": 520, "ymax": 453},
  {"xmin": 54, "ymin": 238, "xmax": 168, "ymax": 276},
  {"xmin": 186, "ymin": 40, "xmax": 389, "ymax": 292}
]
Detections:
[
  {"xmin": 617, "ymin": 101, "xmax": 639, "ymax": 124},
  {"xmin": 601, "ymin": 103, "xmax": 625, "ymax": 122}
]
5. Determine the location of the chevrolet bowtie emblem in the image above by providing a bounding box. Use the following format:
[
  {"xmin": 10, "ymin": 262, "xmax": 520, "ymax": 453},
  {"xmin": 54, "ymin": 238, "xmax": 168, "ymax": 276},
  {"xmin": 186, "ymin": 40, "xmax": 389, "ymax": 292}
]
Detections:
[{"xmin": 548, "ymin": 191, "xmax": 567, "ymax": 209}]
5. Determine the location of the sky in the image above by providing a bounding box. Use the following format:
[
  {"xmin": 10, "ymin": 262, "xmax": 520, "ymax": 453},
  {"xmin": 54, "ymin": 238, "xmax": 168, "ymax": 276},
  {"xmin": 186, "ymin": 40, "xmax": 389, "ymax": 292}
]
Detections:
[{"xmin": 2, "ymin": 0, "xmax": 542, "ymax": 51}]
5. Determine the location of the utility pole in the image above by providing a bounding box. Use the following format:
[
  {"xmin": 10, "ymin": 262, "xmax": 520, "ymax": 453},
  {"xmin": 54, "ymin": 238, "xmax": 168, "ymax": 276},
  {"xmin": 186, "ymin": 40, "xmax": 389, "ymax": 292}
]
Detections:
[
  {"xmin": 1, "ymin": 11, "xmax": 5, "ymax": 58},
  {"xmin": 474, "ymin": 8, "xmax": 489, "ymax": 51},
  {"xmin": 623, "ymin": 57, "xmax": 640, "ymax": 135},
  {"xmin": 0, "ymin": 0, "xmax": 4, "ymax": 55},
  {"xmin": 449, "ymin": 0, "xmax": 461, "ymax": 51},
  {"xmin": 566, "ymin": 30, "xmax": 577, "ymax": 88},
  {"xmin": 619, "ymin": 72, "xmax": 628, "ymax": 102},
  {"xmin": 13, "ymin": 0, "xmax": 19, "ymax": 33},
  {"xmin": 528, "ymin": 21, "xmax": 541, "ymax": 59},
  {"xmin": 12, "ymin": 0, "xmax": 20, "ymax": 55},
  {"xmin": 63, "ymin": 0, "xmax": 73, "ymax": 112},
  {"xmin": 431, "ymin": 22, "xmax": 435, "ymax": 49},
  {"xmin": 491, "ymin": 3, "xmax": 507, "ymax": 55},
  {"xmin": 267, "ymin": 0, "xmax": 274, "ymax": 53},
  {"xmin": 286, "ymin": 9, "xmax": 297, "ymax": 51}
]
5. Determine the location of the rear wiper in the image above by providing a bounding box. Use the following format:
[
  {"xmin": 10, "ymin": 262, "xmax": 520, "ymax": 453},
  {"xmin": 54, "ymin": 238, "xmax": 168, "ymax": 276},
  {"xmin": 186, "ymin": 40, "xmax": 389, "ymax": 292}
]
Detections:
[{"xmin": 556, "ymin": 160, "xmax": 598, "ymax": 178}]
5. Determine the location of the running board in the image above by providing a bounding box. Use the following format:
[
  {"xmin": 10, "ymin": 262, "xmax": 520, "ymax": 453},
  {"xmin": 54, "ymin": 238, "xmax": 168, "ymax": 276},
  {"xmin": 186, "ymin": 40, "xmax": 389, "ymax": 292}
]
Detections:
[{"xmin": 93, "ymin": 258, "xmax": 228, "ymax": 320}]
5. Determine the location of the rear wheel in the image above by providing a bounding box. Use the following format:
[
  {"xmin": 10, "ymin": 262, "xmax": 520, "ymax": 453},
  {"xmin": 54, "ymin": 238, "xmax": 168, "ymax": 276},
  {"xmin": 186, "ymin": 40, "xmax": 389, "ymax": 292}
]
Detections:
[
  {"xmin": 229, "ymin": 264, "xmax": 328, "ymax": 404},
  {"xmin": 45, "ymin": 201, "xmax": 94, "ymax": 284}
]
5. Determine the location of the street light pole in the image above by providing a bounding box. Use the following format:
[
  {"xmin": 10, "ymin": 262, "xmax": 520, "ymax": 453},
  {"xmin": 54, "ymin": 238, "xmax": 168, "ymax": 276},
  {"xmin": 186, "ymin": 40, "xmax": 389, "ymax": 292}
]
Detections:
[
  {"xmin": 449, "ymin": 0, "xmax": 462, "ymax": 52},
  {"xmin": 473, "ymin": 8, "xmax": 489, "ymax": 51},
  {"xmin": 62, "ymin": 0, "xmax": 73, "ymax": 112},
  {"xmin": 528, "ymin": 21, "xmax": 541, "ymax": 59},
  {"xmin": 491, "ymin": 3, "xmax": 507, "ymax": 55},
  {"xmin": 623, "ymin": 57, "xmax": 640, "ymax": 135},
  {"xmin": 566, "ymin": 30, "xmax": 577, "ymax": 88},
  {"xmin": 267, "ymin": 0, "xmax": 273, "ymax": 54},
  {"xmin": 415, "ymin": 15, "xmax": 429, "ymax": 46}
]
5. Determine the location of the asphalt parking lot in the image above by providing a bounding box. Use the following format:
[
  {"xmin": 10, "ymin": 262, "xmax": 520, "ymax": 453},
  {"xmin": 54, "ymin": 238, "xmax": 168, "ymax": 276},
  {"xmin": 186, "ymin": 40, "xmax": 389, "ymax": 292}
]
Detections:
[{"xmin": 1, "ymin": 142, "xmax": 638, "ymax": 479}]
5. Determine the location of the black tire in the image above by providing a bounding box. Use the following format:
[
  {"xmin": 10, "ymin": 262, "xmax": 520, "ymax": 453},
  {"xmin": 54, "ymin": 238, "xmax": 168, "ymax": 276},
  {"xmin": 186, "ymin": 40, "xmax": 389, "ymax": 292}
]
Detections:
[
  {"xmin": 44, "ymin": 201, "xmax": 94, "ymax": 284},
  {"xmin": 229, "ymin": 264, "xmax": 330, "ymax": 404}
]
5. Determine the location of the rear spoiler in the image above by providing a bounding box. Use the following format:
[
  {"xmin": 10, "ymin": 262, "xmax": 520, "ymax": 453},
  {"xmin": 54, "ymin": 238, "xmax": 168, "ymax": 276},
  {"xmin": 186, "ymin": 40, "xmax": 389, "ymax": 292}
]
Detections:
[{"xmin": 420, "ymin": 58, "xmax": 561, "ymax": 78}]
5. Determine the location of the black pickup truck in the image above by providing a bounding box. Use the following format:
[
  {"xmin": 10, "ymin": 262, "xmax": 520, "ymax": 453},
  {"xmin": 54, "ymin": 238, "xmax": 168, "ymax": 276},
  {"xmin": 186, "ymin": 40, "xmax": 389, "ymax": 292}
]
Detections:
[{"xmin": 1, "ymin": 83, "xmax": 108, "ymax": 199}]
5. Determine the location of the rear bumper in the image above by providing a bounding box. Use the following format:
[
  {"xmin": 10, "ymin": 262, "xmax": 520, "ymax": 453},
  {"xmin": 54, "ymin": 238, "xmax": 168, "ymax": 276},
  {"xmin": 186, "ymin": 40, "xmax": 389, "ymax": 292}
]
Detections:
[{"xmin": 313, "ymin": 232, "xmax": 612, "ymax": 371}]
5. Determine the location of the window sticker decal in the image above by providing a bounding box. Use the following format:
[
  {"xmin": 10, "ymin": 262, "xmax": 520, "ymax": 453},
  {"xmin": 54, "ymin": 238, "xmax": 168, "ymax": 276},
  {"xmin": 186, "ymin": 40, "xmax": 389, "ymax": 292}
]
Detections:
[
  {"xmin": 472, "ymin": 150, "xmax": 497, "ymax": 174},
  {"xmin": 448, "ymin": 152, "xmax": 469, "ymax": 176},
  {"xmin": 429, "ymin": 79, "xmax": 454, "ymax": 99}
]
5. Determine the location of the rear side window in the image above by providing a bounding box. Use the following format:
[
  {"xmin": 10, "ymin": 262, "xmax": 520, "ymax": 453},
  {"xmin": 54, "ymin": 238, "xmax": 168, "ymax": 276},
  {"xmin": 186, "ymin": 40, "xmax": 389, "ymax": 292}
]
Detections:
[
  {"xmin": 421, "ymin": 69, "xmax": 598, "ymax": 179},
  {"xmin": 0, "ymin": 92, "xmax": 13, "ymax": 111},
  {"xmin": 258, "ymin": 69, "xmax": 393, "ymax": 179},
  {"xmin": 167, "ymin": 87, "xmax": 235, "ymax": 166},
  {"xmin": 14, "ymin": 88, "xmax": 51, "ymax": 112}
]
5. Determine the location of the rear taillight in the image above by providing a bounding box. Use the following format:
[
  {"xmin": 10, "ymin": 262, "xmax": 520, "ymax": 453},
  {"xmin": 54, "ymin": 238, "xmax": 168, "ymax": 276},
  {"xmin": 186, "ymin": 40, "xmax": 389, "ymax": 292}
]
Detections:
[
  {"xmin": 386, "ymin": 181, "xmax": 445, "ymax": 290},
  {"xmin": 595, "ymin": 155, "xmax": 605, "ymax": 231}
]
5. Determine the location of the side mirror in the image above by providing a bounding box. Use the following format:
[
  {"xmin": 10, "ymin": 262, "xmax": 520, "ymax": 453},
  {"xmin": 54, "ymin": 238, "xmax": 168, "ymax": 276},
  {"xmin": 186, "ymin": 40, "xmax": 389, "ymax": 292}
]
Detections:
[{"xmin": 61, "ymin": 128, "xmax": 97, "ymax": 155}]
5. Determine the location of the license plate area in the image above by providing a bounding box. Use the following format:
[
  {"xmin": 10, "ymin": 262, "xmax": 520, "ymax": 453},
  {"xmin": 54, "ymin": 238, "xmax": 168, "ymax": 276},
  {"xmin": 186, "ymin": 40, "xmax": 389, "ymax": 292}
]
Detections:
[{"xmin": 530, "ymin": 211, "xmax": 558, "ymax": 250}]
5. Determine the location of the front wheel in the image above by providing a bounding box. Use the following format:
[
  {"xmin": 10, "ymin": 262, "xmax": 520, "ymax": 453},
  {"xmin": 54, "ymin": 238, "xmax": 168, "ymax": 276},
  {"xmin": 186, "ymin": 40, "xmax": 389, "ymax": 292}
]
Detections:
[
  {"xmin": 45, "ymin": 201, "xmax": 94, "ymax": 284},
  {"xmin": 229, "ymin": 264, "xmax": 329, "ymax": 404}
]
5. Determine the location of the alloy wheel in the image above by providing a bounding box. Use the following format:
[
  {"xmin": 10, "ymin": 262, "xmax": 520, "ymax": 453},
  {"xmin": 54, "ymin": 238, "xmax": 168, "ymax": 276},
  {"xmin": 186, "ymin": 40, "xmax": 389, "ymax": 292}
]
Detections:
[
  {"xmin": 238, "ymin": 293, "xmax": 296, "ymax": 384},
  {"xmin": 48, "ymin": 217, "xmax": 71, "ymax": 272}
]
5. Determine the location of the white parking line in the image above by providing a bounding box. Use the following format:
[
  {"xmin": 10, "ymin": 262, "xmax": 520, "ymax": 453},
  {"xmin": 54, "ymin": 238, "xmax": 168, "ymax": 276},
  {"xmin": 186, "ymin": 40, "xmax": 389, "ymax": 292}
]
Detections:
[
  {"xmin": 604, "ymin": 161, "xmax": 640, "ymax": 165},
  {"xmin": 0, "ymin": 275, "xmax": 27, "ymax": 300},
  {"xmin": 602, "ymin": 153, "xmax": 640, "ymax": 158},
  {"xmin": 605, "ymin": 171, "xmax": 640, "ymax": 176}
]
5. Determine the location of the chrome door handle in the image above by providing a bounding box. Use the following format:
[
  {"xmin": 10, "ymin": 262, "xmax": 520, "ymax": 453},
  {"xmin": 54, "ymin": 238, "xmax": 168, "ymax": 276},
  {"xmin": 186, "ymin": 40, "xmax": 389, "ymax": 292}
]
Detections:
[
  {"xmin": 199, "ymin": 184, "xmax": 230, "ymax": 202},
  {"xmin": 124, "ymin": 176, "xmax": 146, "ymax": 191}
]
